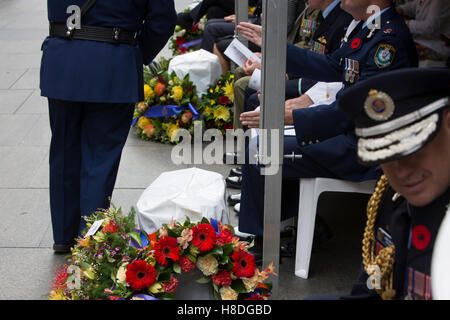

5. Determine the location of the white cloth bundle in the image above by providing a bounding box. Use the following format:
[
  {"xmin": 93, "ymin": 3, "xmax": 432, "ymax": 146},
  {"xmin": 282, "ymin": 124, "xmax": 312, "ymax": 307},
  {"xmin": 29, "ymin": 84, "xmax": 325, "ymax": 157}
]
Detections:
[
  {"xmin": 168, "ymin": 49, "xmax": 222, "ymax": 97},
  {"xmin": 137, "ymin": 167, "xmax": 228, "ymax": 234}
]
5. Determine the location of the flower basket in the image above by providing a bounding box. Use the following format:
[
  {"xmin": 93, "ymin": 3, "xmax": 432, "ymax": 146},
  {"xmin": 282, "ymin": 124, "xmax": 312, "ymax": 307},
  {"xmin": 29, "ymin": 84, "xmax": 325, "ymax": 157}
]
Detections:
[{"xmin": 49, "ymin": 204, "xmax": 276, "ymax": 300}]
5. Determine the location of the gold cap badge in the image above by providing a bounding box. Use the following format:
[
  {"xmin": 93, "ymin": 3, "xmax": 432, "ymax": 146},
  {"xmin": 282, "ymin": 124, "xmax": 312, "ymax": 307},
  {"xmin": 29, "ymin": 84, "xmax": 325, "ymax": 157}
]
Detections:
[{"xmin": 364, "ymin": 90, "xmax": 395, "ymax": 121}]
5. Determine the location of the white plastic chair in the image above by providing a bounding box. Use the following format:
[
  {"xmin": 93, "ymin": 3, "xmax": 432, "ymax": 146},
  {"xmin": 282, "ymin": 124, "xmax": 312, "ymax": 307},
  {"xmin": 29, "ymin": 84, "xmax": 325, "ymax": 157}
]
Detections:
[{"xmin": 294, "ymin": 178, "xmax": 377, "ymax": 279}]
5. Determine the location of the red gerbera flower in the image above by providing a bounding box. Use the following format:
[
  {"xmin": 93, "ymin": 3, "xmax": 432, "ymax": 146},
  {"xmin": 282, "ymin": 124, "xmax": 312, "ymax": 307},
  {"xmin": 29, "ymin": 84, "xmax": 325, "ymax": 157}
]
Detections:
[
  {"xmin": 217, "ymin": 229, "xmax": 233, "ymax": 246},
  {"xmin": 192, "ymin": 223, "xmax": 217, "ymax": 252},
  {"xmin": 212, "ymin": 269, "xmax": 232, "ymax": 286},
  {"xmin": 231, "ymin": 249, "xmax": 256, "ymax": 279},
  {"xmin": 125, "ymin": 260, "xmax": 157, "ymax": 290},
  {"xmin": 219, "ymin": 95, "xmax": 229, "ymax": 105},
  {"xmin": 154, "ymin": 236, "xmax": 181, "ymax": 266}
]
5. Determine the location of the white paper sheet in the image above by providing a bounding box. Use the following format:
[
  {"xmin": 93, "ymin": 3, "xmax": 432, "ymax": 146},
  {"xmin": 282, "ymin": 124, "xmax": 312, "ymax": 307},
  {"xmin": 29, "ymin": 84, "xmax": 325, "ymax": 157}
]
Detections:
[{"xmin": 224, "ymin": 38, "xmax": 262, "ymax": 67}]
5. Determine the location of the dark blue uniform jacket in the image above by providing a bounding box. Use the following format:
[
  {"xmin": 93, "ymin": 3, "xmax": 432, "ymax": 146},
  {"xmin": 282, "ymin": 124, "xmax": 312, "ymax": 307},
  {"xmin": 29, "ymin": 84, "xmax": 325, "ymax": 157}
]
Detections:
[{"xmin": 40, "ymin": 0, "xmax": 177, "ymax": 103}]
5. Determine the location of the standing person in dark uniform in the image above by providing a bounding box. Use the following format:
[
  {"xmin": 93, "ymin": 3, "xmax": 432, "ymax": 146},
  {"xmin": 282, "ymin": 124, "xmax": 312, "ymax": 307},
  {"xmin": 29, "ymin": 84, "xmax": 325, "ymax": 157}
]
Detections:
[
  {"xmin": 238, "ymin": 0, "xmax": 418, "ymax": 255},
  {"xmin": 337, "ymin": 67, "xmax": 450, "ymax": 300},
  {"xmin": 40, "ymin": 0, "xmax": 177, "ymax": 253}
]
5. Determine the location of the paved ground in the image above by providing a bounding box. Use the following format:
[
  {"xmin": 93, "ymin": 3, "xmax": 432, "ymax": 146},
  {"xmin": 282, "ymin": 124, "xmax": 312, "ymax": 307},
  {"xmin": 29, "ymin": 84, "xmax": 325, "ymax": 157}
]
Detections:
[{"xmin": 0, "ymin": 0, "xmax": 371, "ymax": 300}]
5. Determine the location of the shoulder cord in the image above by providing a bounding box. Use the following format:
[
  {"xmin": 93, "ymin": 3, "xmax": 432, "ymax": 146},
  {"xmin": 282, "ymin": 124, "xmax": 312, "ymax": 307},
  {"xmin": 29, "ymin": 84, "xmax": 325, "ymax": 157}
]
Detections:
[{"xmin": 362, "ymin": 174, "xmax": 397, "ymax": 300}]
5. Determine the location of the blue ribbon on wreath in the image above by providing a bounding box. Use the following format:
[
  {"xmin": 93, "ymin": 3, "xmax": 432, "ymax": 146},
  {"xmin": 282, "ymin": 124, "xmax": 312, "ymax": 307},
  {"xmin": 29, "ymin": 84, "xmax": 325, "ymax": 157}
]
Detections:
[
  {"xmin": 179, "ymin": 38, "xmax": 202, "ymax": 49},
  {"xmin": 131, "ymin": 103, "xmax": 200, "ymax": 127}
]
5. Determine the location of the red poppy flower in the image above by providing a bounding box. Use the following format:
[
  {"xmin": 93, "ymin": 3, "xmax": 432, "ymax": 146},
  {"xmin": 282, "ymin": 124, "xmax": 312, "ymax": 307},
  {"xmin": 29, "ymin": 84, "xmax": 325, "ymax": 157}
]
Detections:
[
  {"xmin": 217, "ymin": 229, "xmax": 234, "ymax": 246},
  {"xmin": 351, "ymin": 38, "xmax": 361, "ymax": 49},
  {"xmin": 192, "ymin": 223, "xmax": 217, "ymax": 252},
  {"xmin": 411, "ymin": 225, "xmax": 431, "ymax": 250},
  {"xmin": 52, "ymin": 265, "xmax": 69, "ymax": 290},
  {"xmin": 219, "ymin": 96, "xmax": 230, "ymax": 105},
  {"xmin": 125, "ymin": 260, "xmax": 157, "ymax": 290},
  {"xmin": 103, "ymin": 222, "xmax": 119, "ymax": 234},
  {"xmin": 154, "ymin": 236, "xmax": 181, "ymax": 266},
  {"xmin": 179, "ymin": 256, "xmax": 196, "ymax": 273},
  {"xmin": 231, "ymin": 249, "xmax": 256, "ymax": 278},
  {"xmin": 212, "ymin": 269, "xmax": 232, "ymax": 286}
]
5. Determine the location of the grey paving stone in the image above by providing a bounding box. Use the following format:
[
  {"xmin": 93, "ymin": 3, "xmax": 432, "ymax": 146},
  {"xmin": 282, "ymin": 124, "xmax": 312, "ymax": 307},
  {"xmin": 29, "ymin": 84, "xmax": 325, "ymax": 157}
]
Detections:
[
  {"xmin": 0, "ymin": 188, "xmax": 51, "ymax": 247},
  {"xmin": 0, "ymin": 89, "xmax": 33, "ymax": 114},
  {"xmin": 0, "ymin": 69, "xmax": 27, "ymax": 89},
  {"xmin": 20, "ymin": 114, "xmax": 51, "ymax": 146},
  {"xmin": 0, "ymin": 248, "xmax": 67, "ymax": 300},
  {"xmin": 0, "ymin": 114, "xmax": 40, "ymax": 146},
  {"xmin": 16, "ymin": 89, "xmax": 48, "ymax": 114},
  {"xmin": 10, "ymin": 67, "xmax": 40, "ymax": 89},
  {"xmin": 0, "ymin": 146, "xmax": 48, "ymax": 188},
  {"xmin": 27, "ymin": 150, "xmax": 49, "ymax": 189},
  {"xmin": 115, "ymin": 144, "xmax": 188, "ymax": 188}
]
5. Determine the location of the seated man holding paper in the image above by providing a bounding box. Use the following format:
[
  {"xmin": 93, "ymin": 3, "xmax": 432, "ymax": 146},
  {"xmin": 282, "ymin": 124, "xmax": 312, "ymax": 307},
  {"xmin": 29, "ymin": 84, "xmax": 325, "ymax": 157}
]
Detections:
[{"xmin": 237, "ymin": 0, "xmax": 419, "ymax": 258}]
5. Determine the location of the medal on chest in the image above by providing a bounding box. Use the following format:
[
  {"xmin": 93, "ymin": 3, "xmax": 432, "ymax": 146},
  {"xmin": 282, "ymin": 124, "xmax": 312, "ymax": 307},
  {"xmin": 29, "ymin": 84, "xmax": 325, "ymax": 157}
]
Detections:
[
  {"xmin": 299, "ymin": 18, "xmax": 317, "ymax": 38},
  {"xmin": 344, "ymin": 58, "xmax": 360, "ymax": 84}
]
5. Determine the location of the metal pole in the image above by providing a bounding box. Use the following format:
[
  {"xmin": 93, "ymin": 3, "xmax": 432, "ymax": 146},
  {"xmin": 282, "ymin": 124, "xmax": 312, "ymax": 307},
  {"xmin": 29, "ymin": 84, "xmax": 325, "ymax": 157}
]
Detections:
[
  {"xmin": 235, "ymin": 0, "xmax": 248, "ymax": 46},
  {"xmin": 260, "ymin": 0, "xmax": 287, "ymax": 298}
]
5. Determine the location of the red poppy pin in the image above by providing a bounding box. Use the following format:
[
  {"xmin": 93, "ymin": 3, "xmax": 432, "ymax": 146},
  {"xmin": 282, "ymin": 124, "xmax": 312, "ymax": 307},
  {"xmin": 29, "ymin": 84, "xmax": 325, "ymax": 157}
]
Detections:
[
  {"xmin": 351, "ymin": 38, "xmax": 361, "ymax": 49},
  {"xmin": 384, "ymin": 28, "xmax": 392, "ymax": 34},
  {"xmin": 411, "ymin": 225, "xmax": 431, "ymax": 251}
]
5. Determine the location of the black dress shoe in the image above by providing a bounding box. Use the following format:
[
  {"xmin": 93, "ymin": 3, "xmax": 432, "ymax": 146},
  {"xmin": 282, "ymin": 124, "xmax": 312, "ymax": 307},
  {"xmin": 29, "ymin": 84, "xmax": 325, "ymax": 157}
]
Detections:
[
  {"xmin": 225, "ymin": 175, "xmax": 242, "ymax": 189},
  {"xmin": 229, "ymin": 166, "xmax": 242, "ymax": 177},
  {"xmin": 227, "ymin": 193, "xmax": 241, "ymax": 206},
  {"xmin": 53, "ymin": 243, "xmax": 74, "ymax": 254}
]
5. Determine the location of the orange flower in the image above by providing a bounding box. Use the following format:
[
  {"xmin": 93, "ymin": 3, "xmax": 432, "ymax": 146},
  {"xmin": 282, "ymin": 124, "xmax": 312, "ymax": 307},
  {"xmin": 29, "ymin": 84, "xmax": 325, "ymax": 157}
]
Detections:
[
  {"xmin": 154, "ymin": 82, "xmax": 166, "ymax": 97},
  {"xmin": 78, "ymin": 237, "xmax": 91, "ymax": 247}
]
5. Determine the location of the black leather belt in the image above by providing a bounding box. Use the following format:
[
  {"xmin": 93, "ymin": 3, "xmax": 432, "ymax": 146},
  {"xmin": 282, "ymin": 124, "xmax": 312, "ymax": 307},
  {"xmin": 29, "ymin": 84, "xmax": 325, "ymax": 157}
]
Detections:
[{"xmin": 49, "ymin": 22, "xmax": 137, "ymax": 45}]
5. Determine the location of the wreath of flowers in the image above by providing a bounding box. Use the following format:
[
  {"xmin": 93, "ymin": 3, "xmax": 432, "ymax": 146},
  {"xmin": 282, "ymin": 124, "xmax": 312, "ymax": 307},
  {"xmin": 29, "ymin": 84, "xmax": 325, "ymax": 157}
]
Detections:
[
  {"xmin": 169, "ymin": 14, "xmax": 206, "ymax": 56},
  {"xmin": 199, "ymin": 71, "xmax": 235, "ymax": 134},
  {"xmin": 133, "ymin": 61, "xmax": 200, "ymax": 144},
  {"xmin": 49, "ymin": 205, "xmax": 276, "ymax": 300}
]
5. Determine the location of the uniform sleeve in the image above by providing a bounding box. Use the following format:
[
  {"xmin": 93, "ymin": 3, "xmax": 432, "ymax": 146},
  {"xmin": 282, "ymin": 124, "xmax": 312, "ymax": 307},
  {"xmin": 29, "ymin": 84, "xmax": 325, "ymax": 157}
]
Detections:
[
  {"xmin": 408, "ymin": 0, "xmax": 450, "ymax": 35},
  {"xmin": 339, "ymin": 265, "xmax": 381, "ymax": 300},
  {"xmin": 292, "ymin": 99, "xmax": 354, "ymax": 145},
  {"xmin": 286, "ymin": 43, "xmax": 343, "ymax": 82},
  {"xmin": 139, "ymin": 0, "xmax": 177, "ymax": 65}
]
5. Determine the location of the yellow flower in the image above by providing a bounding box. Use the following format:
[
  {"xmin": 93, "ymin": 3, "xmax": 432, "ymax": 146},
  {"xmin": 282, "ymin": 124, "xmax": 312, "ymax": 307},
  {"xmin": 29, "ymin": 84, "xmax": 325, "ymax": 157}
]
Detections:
[
  {"xmin": 149, "ymin": 282, "xmax": 164, "ymax": 294},
  {"xmin": 196, "ymin": 254, "xmax": 218, "ymax": 276},
  {"xmin": 205, "ymin": 106, "xmax": 214, "ymax": 116},
  {"xmin": 49, "ymin": 290, "xmax": 69, "ymax": 300},
  {"xmin": 144, "ymin": 84, "xmax": 154, "ymax": 101},
  {"xmin": 171, "ymin": 85, "xmax": 183, "ymax": 102},
  {"xmin": 223, "ymin": 81, "xmax": 234, "ymax": 102},
  {"xmin": 210, "ymin": 99, "xmax": 216, "ymax": 105},
  {"xmin": 214, "ymin": 85, "xmax": 220, "ymax": 93},
  {"xmin": 137, "ymin": 117, "xmax": 151, "ymax": 130},
  {"xmin": 219, "ymin": 286, "xmax": 239, "ymax": 300},
  {"xmin": 166, "ymin": 123, "xmax": 180, "ymax": 142},
  {"xmin": 213, "ymin": 105, "xmax": 230, "ymax": 122},
  {"xmin": 78, "ymin": 236, "xmax": 90, "ymax": 248}
]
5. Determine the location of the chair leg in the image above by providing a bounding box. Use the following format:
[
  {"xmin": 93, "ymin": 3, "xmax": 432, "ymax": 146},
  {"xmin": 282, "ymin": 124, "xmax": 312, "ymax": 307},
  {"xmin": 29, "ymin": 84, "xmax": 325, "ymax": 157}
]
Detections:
[{"xmin": 294, "ymin": 179, "xmax": 319, "ymax": 279}]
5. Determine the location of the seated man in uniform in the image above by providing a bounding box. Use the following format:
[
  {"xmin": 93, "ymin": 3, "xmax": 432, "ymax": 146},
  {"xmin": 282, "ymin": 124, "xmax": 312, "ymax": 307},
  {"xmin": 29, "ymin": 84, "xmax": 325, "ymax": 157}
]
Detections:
[
  {"xmin": 336, "ymin": 67, "xmax": 450, "ymax": 300},
  {"xmin": 237, "ymin": 0, "xmax": 419, "ymax": 260}
]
